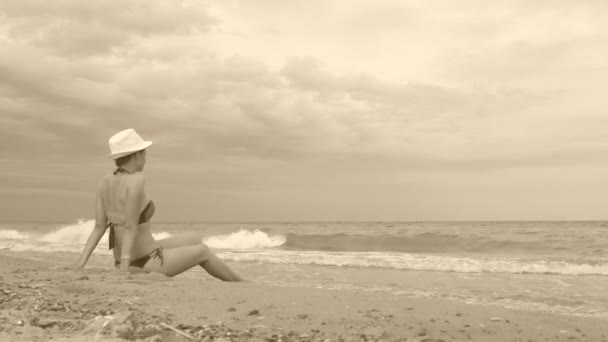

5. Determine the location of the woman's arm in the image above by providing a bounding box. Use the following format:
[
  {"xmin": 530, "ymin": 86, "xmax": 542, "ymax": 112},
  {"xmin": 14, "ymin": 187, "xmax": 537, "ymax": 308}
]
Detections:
[
  {"xmin": 76, "ymin": 181, "xmax": 108, "ymax": 268},
  {"xmin": 119, "ymin": 175, "xmax": 145, "ymax": 270}
]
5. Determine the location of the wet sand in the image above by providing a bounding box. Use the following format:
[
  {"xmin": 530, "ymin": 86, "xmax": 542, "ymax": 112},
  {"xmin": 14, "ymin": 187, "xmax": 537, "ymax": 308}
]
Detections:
[{"xmin": 0, "ymin": 254, "xmax": 607, "ymax": 342}]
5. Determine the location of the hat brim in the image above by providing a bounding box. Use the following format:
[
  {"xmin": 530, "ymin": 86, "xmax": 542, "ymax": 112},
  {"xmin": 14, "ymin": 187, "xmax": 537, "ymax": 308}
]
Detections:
[{"xmin": 106, "ymin": 141, "xmax": 153, "ymax": 159}]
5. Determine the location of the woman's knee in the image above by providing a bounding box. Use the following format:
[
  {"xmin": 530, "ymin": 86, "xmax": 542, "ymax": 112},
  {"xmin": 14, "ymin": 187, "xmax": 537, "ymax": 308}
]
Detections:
[{"xmin": 196, "ymin": 243, "xmax": 212, "ymax": 263}]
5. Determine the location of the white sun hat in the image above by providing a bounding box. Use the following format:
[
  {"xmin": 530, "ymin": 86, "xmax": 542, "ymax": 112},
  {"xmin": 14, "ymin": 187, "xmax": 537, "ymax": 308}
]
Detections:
[{"xmin": 107, "ymin": 128, "xmax": 153, "ymax": 159}]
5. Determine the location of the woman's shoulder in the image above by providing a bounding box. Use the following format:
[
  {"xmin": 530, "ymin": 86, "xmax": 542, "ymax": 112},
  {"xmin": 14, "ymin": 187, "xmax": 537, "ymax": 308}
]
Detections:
[
  {"xmin": 98, "ymin": 173, "xmax": 146, "ymax": 188},
  {"xmin": 125, "ymin": 173, "xmax": 146, "ymax": 188}
]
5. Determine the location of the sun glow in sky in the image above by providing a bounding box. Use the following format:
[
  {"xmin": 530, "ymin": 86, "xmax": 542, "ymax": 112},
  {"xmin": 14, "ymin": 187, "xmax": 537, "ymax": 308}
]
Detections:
[{"xmin": 1, "ymin": 0, "xmax": 607, "ymax": 221}]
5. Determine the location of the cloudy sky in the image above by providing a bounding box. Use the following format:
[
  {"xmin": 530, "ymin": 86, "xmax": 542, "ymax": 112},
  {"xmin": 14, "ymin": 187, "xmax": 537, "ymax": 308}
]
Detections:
[{"xmin": 1, "ymin": 0, "xmax": 607, "ymax": 222}]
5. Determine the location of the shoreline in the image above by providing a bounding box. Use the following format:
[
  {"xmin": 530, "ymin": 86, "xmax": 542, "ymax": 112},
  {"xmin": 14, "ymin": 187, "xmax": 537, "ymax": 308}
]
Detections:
[{"xmin": 1, "ymin": 254, "xmax": 607, "ymax": 341}]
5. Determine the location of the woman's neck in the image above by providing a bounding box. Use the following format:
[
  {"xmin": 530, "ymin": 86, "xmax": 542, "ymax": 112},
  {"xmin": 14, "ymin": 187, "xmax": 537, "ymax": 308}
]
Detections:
[{"xmin": 117, "ymin": 164, "xmax": 138, "ymax": 174}]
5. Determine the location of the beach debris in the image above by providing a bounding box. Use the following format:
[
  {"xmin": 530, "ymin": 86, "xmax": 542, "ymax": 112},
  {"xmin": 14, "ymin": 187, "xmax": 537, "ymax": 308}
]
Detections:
[
  {"xmin": 363, "ymin": 308, "xmax": 394, "ymax": 322},
  {"xmin": 84, "ymin": 315, "xmax": 114, "ymax": 338},
  {"xmin": 363, "ymin": 326, "xmax": 384, "ymax": 338},
  {"xmin": 110, "ymin": 311, "xmax": 138, "ymax": 338},
  {"xmin": 32, "ymin": 318, "xmax": 76, "ymax": 330},
  {"xmin": 17, "ymin": 283, "xmax": 44, "ymax": 289},
  {"xmin": 455, "ymin": 312, "xmax": 464, "ymax": 317},
  {"xmin": 248, "ymin": 309, "xmax": 260, "ymax": 316},
  {"xmin": 84, "ymin": 310, "xmax": 163, "ymax": 340},
  {"xmin": 560, "ymin": 330, "xmax": 569, "ymax": 334},
  {"xmin": 228, "ymin": 307, "xmax": 236, "ymax": 312},
  {"xmin": 490, "ymin": 317, "xmax": 503, "ymax": 322},
  {"xmin": 0, "ymin": 290, "xmax": 17, "ymax": 305},
  {"xmin": 161, "ymin": 322, "xmax": 195, "ymax": 340}
]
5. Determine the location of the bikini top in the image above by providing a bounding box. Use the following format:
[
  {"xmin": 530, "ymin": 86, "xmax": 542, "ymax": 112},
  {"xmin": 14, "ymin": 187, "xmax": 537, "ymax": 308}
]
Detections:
[{"xmin": 107, "ymin": 167, "xmax": 156, "ymax": 250}]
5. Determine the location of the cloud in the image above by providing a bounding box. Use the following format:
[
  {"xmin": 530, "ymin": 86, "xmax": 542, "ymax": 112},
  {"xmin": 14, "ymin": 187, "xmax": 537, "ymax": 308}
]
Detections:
[
  {"xmin": 0, "ymin": 3, "xmax": 604, "ymax": 167},
  {"xmin": 0, "ymin": 24, "xmax": 598, "ymax": 172},
  {"xmin": 0, "ymin": 0, "xmax": 217, "ymax": 56}
]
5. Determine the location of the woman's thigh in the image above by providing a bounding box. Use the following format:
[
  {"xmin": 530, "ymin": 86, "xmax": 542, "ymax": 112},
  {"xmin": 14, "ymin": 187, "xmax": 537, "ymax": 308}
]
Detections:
[
  {"xmin": 143, "ymin": 245, "xmax": 208, "ymax": 277},
  {"xmin": 155, "ymin": 232, "xmax": 203, "ymax": 249}
]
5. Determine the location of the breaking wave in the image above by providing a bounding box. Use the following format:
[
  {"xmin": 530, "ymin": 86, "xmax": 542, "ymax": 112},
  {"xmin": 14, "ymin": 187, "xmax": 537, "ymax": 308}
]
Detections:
[{"xmin": 204, "ymin": 229, "xmax": 286, "ymax": 249}]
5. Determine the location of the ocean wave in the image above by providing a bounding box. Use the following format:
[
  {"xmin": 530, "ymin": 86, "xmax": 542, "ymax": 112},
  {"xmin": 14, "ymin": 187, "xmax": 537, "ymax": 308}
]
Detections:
[
  {"xmin": 282, "ymin": 232, "xmax": 566, "ymax": 254},
  {"xmin": 204, "ymin": 229, "xmax": 286, "ymax": 249},
  {"xmin": 0, "ymin": 229, "xmax": 30, "ymax": 240},
  {"xmin": 40, "ymin": 219, "xmax": 95, "ymax": 244},
  {"xmin": 0, "ymin": 225, "xmax": 284, "ymax": 253},
  {"xmin": 2, "ymin": 222, "xmax": 607, "ymax": 276},
  {"xmin": 0, "ymin": 225, "xmax": 594, "ymax": 256},
  {"xmin": 0, "ymin": 219, "xmax": 172, "ymax": 253},
  {"xmin": 217, "ymin": 251, "xmax": 608, "ymax": 276},
  {"xmin": 0, "ymin": 223, "xmax": 287, "ymax": 252},
  {"xmin": 40, "ymin": 219, "xmax": 172, "ymax": 245}
]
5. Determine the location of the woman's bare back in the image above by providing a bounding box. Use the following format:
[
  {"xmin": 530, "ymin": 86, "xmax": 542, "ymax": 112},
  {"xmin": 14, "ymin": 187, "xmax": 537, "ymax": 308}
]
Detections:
[{"xmin": 99, "ymin": 173, "xmax": 157, "ymax": 261}]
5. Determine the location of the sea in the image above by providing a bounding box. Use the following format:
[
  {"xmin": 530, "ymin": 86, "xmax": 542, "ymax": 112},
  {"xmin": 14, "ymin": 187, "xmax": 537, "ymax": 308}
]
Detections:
[{"xmin": 1, "ymin": 220, "xmax": 607, "ymax": 320}]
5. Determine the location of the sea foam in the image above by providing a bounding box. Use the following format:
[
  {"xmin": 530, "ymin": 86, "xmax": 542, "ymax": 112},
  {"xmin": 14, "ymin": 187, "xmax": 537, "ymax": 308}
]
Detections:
[
  {"xmin": 40, "ymin": 219, "xmax": 95, "ymax": 244},
  {"xmin": 0, "ymin": 219, "xmax": 172, "ymax": 253},
  {"xmin": 0, "ymin": 229, "xmax": 30, "ymax": 240},
  {"xmin": 215, "ymin": 250, "xmax": 608, "ymax": 276},
  {"xmin": 204, "ymin": 229, "xmax": 286, "ymax": 249}
]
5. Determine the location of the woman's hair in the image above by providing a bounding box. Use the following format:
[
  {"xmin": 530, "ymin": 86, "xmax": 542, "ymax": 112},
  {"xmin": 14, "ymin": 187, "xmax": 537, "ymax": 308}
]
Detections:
[{"xmin": 114, "ymin": 151, "xmax": 137, "ymax": 167}]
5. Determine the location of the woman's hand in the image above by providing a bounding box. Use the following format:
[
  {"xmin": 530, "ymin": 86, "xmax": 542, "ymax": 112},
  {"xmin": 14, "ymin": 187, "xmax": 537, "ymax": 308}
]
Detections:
[
  {"xmin": 111, "ymin": 264, "xmax": 131, "ymax": 276},
  {"xmin": 113, "ymin": 264, "xmax": 148, "ymax": 276},
  {"xmin": 116, "ymin": 259, "xmax": 148, "ymax": 275},
  {"xmin": 119, "ymin": 259, "xmax": 131, "ymax": 272}
]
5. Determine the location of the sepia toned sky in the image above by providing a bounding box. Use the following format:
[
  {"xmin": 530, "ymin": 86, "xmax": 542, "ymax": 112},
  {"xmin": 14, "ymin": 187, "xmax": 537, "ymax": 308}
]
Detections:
[{"xmin": 1, "ymin": 0, "xmax": 607, "ymax": 221}]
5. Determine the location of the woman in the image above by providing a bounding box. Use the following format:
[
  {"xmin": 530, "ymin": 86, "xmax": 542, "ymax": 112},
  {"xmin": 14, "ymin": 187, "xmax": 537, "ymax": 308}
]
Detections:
[{"xmin": 75, "ymin": 128, "xmax": 243, "ymax": 281}]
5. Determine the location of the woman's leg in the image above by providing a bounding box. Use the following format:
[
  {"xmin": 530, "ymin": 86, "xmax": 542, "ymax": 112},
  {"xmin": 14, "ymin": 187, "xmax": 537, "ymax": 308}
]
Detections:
[
  {"xmin": 143, "ymin": 244, "xmax": 243, "ymax": 281},
  {"xmin": 153, "ymin": 232, "xmax": 243, "ymax": 281}
]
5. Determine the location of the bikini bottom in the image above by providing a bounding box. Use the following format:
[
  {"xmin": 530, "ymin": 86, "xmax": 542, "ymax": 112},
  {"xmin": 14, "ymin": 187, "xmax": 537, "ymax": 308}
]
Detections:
[{"xmin": 114, "ymin": 247, "xmax": 164, "ymax": 268}]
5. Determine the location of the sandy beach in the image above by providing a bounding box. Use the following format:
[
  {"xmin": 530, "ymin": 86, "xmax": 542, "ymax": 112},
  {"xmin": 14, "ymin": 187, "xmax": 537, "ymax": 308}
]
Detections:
[{"xmin": 0, "ymin": 254, "xmax": 606, "ymax": 342}]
